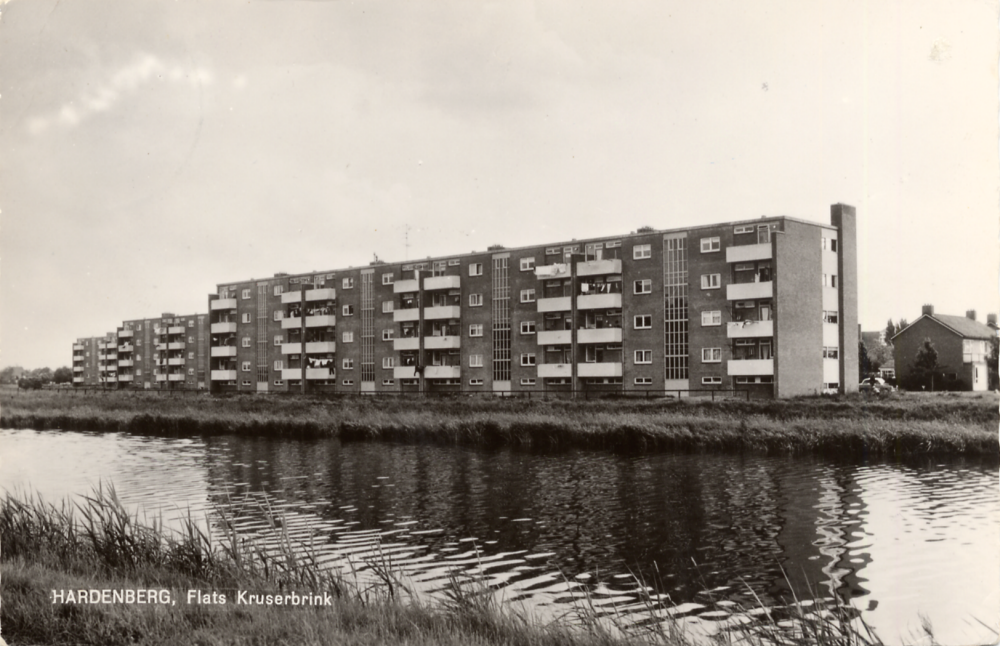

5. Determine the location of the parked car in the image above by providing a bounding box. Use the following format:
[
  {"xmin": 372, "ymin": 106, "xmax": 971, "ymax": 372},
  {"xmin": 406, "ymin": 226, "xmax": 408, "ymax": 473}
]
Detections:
[{"xmin": 860, "ymin": 377, "xmax": 894, "ymax": 393}]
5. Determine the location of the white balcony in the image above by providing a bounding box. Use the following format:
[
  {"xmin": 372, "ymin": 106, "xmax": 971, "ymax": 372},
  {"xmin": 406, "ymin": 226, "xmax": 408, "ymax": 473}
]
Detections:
[
  {"xmin": 727, "ymin": 359, "xmax": 774, "ymax": 376},
  {"xmin": 393, "ymin": 279, "xmax": 420, "ymax": 294},
  {"xmin": 726, "ymin": 243, "xmax": 772, "ymax": 263},
  {"xmin": 282, "ymin": 316, "xmax": 302, "ymax": 329},
  {"xmin": 535, "ymin": 263, "xmax": 571, "ymax": 280},
  {"xmin": 281, "ymin": 291, "xmax": 303, "ymax": 304},
  {"xmin": 393, "ymin": 308, "xmax": 420, "ymax": 322},
  {"xmin": 726, "ymin": 320, "xmax": 774, "ymax": 339},
  {"xmin": 578, "ymin": 362, "xmax": 623, "ymax": 378},
  {"xmin": 118, "ymin": 344, "xmax": 134, "ymax": 352},
  {"xmin": 118, "ymin": 374, "xmax": 133, "ymax": 382},
  {"xmin": 73, "ymin": 376, "xmax": 84, "ymax": 383},
  {"xmin": 211, "ymin": 298, "xmax": 237, "ymax": 310},
  {"xmin": 168, "ymin": 358, "xmax": 185, "ymax": 366},
  {"xmin": 424, "ymin": 366, "xmax": 461, "ymax": 379},
  {"xmin": 394, "ymin": 366, "xmax": 418, "ymax": 379},
  {"xmin": 424, "ymin": 275, "xmax": 461, "ymax": 291},
  {"xmin": 211, "ymin": 346, "xmax": 237, "ymax": 357},
  {"xmin": 73, "ymin": 344, "xmax": 84, "ymax": 351},
  {"xmin": 168, "ymin": 373, "xmax": 185, "ymax": 382},
  {"xmin": 424, "ymin": 305, "xmax": 461, "ymax": 320},
  {"xmin": 424, "ymin": 335, "xmax": 461, "ymax": 350},
  {"xmin": 117, "ymin": 330, "xmax": 134, "ymax": 339},
  {"xmin": 211, "ymin": 370, "xmax": 237, "ymax": 381},
  {"xmin": 577, "ymin": 328, "xmax": 623, "ymax": 344},
  {"xmin": 155, "ymin": 374, "xmax": 167, "ymax": 382},
  {"xmin": 168, "ymin": 342, "xmax": 185, "ymax": 350},
  {"xmin": 537, "ymin": 296, "xmax": 572, "ymax": 313},
  {"xmin": 73, "ymin": 366, "xmax": 84, "ymax": 372},
  {"xmin": 306, "ymin": 287, "xmax": 336, "ymax": 301},
  {"xmin": 212, "ymin": 322, "xmax": 237, "ymax": 333},
  {"xmin": 168, "ymin": 326, "xmax": 185, "ymax": 334},
  {"xmin": 727, "ymin": 281, "xmax": 773, "ymax": 301},
  {"xmin": 306, "ymin": 368, "xmax": 333, "ymax": 380},
  {"xmin": 118, "ymin": 360, "xmax": 134, "ymax": 368},
  {"xmin": 394, "ymin": 337, "xmax": 420, "ymax": 351},
  {"xmin": 155, "ymin": 344, "xmax": 167, "ymax": 351},
  {"xmin": 537, "ymin": 363, "xmax": 572, "ymax": 378},
  {"xmin": 305, "ymin": 315, "xmax": 336, "ymax": 328},
  {"xmin": 305, "ymin": 341, "xmax": 336, "ymax": 353},
  {"xmin": 537, "ymin": 330, "xmax": 571, "ymax": 345},
  {"xmin": 577, "ymin": 259, "xmax": 622, "ymax": 276},
  {"xmin": 577, "ymin": 293, "xmax": 622, "ymax": 310}
]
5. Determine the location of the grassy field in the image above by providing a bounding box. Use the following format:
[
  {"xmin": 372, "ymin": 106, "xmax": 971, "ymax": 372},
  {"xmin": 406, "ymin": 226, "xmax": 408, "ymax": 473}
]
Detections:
[
  {"xmin": 1, "ymin": 486, "xmax": 894, "ymax": 646},
  {"xmin": 1, "ymin": 389, "xmax": 997, "ymax": 456}
]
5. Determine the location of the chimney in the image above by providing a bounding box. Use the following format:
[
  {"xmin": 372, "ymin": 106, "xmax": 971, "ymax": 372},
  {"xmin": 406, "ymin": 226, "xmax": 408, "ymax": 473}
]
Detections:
[
  {"xmin": 921, "ymin": 304, "xmax": 934, "ymax": 316},
  {"xmin": 988, "ymin": 313, "xmax": 997, "ymax": 329},
  {"xmin": 966, "ymin": 310, "xmax": 976, "ymax": 321}
]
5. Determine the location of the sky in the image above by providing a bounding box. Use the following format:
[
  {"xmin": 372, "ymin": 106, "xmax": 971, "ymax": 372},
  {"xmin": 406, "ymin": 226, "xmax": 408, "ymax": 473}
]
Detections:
[{"xmin": 1, "ymin": 0, "xmax": 997, "ymax": 370}]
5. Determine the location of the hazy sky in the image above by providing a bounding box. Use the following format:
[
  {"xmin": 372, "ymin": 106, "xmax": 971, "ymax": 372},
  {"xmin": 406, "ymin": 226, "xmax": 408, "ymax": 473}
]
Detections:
[{"xmin": 1, "ymin": 0, "xmax": 997, "ymax": 370}]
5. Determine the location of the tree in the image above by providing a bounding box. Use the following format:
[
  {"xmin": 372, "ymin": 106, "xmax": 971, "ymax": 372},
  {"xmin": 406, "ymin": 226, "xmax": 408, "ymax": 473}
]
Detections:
[
  {"xmin": 29, "ymin": 367, "xmax": 53, "ymax": 384},
  {"xmin": 0, "ymin": 366, "xmax": 23, "ymax": 384},
  {"xmin": 53, "ymin": 367, "xmax": 73, "ymax": 384},
  {"xmin": 884, "ymin": 319, "xmax": 897, "ymax": 344},
  {"xmin": 904, "ymin": 338, "xmax": 957, "ymax": 391},
  {"xmin": 859, "ymin": 340, "xmax": 873, "ymax": 380},
  {"xmin": 866, "ymin": 343, "xmax": 894, "ymax": 373}
]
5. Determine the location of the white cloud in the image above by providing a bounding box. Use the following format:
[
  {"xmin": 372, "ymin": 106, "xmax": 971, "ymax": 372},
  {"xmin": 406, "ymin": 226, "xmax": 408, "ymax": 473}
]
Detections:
[{"xmin": 26, "ymin": 53, "xmax": 213, "ymax": 135}]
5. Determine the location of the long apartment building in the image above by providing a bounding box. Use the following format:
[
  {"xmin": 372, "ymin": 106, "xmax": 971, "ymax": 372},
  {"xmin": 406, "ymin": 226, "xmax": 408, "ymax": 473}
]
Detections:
[
  {"xmin": 73, "ymin": 313, "xmax": 210, "ymax": 389},
  {"xmin": 207, "ymin": 204, "xmax": 858, "ymax": 398}
]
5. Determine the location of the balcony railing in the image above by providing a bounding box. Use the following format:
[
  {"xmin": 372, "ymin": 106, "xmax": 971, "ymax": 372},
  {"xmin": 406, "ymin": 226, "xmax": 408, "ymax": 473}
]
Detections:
[
  {"xmin": 168, "ymin": 326, "xmax": 185, "ymax": 334},
  {"xmin": 577, "ymin": 293, "xmax": 622, "ymax": 310},
  {"xmin": 537, "ymin": 363, "xmax": 572, "ymax": 378},
  {"xmin": 118, "ymin": 360, "xmax": 134, "ymax": 368},
  {"xmin": 424, "ymin": 305, "xmax": 461, "ymax": 320},
  {"xmin": 168, "ymin": 374, "xmax": 185, "ymax": 382},
  {"xmin": 726, "ymin": 242, "xmax": 772, "ymax": 263},
  {"xmin": 726, "ymin": 320, "xmax": 774, "ymax": 339},
  {"xmin": 281, "ymin": 341, "xmax": 337, "ymax": 355},
  {"xmin": 211, "ymin": 370, "xmax": 237, "ymax": 381},
  {"xmin": 117, "ymin": 330, "xmax": 134, "ymax": 339},
  {"xmin": 727, "ymin": 358, "xmax": 774, "ymax": 376},
  {"xmin": 211, "ymin": 298, "xmax": 237, "ymax": 310},
  {"xmin": 726, "ymin": 281, "xmax": 773, "ymax": 301},
  {"xmin": 118, "ymin": 375, "xmax": 134, "ymax": 382},
  {"xmin": 393, "ymin": 337, "xmax": 420, "ymax": 352},
  {"xmin": 117, "ymin": 344, "xmax": 134, "ymax": 352},
  {"xmin": 393, "ymin": 279, "xmax": 420, "ymax": 294},
  {"xmin": 394, "ymin": 366, "xmax": 418, "ymax": 379},
  {"xmin": 211, "ymin": 322, "xmax": 237, "ymax": 333},
  {"xmin": 73, "ymin": 344, "xmax": 84, "ymax": 351},
  {"xmin": 577, "ymin": 328, "xmax": 623, "ymax": 344},
  {"xmin": 537, "ymin": 296, "xmax": 572, "ymax": 313},
  {"xmin": 73, "ymin": 377, "xmax": 84, "ymax": 383},
  {"xmin": 168, "ymin": 358, "xmax": 185, "ymax": 366},
  {"xmin": 73, "ymin": 366, "xmax": 84, "ymax": 372},
  {"xmin": 393, "ymin": 309, "xmax": 420, "ymax": 323},
  {"xmin": 577, "ymin": 362, "xmax": 623, "ymax": 378},
  {"xmin": 536, "ymin": 330, "xmax": 571, "ymax": 345},
  {"xmin": 534, "ymin": 264, "xmax": 571, "ymax": 280},
  {"xmin": 168, "ymin": 342, "xmax": 185, "ymax": 350},
  {"xmin": 576, "ymin": 259, "xmax": 622, "ymax": 276},
  {"xmin": 424, "ymin": 275, "xmax": 461, "ymax": 291},
  {"xmin": 424, "ymin": 335, "xmax": 460, "ymax": 350},
  {"xmin": 211, "ymin": 346, "xmax": 237, "ymax": 357},
  {"xmin": 424, "ymin": 366, "xmax": 461, "ymax": 379}
]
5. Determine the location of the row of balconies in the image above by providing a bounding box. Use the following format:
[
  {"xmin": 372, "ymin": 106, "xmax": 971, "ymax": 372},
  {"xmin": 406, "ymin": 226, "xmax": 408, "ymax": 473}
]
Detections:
[
  {"xmin": 281, "ymin": 314, "xmax": 336, "ymax": 329},
  {"xmin": 393, "ymin": 305, "xmax": 461, "ymax": 322},
  {"xmin": 393, "ymin": 336, "xmax": 461, "ymax": 351},
  {"xmin": 393, "ymin": 276, "xmax": 461, "ymax": 294},
  {"xmin": 280, "ymin": 288, "xmax": 337, "ymax": 304}
]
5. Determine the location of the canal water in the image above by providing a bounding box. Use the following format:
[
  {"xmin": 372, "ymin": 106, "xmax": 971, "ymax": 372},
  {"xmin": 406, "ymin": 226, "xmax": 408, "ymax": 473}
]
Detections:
[{"xmin": 1, "ymin": 428, "xmax": 997, "ymax": 644}]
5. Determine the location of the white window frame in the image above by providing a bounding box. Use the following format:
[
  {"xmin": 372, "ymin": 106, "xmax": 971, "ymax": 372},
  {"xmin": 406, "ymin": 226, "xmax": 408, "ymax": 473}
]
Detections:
[
  {"xmin": 382, "ymin": 301, "xmax": 394, "ymax": 314},
  {"xmin": 519, "ymin": 257, "xmax": 536, "ymax": 271},
  {"xmin": 701, "ymin": 347, "xmax": 722, "ymax": 363},
  {"xmin": 241, "ymin": 313, "xmax": 251, "ymax": 323},
  {"xmin": 520, "ymin": 321, "xmax": 536, "ymax": 335},
  {"xmin": 241, "ymin": 361, "xmax": 252, "ymax": 372},
  {"xmin": 634, "ymin": 350, "xmax": 652, "ymax": 364},
  {"xmin": 382, "ymin": 379, "xmax": 395, "ymax": 386},
  {"xmin": 382, "ymin": 329, "xmax": 394, "ymax": 341},
  {"xmin": 520, "ymin": 288, "xmax": 536, "ymax": 303},
  {"xmin": 701, "ymin": 310, "xmax": 722, "ymax": 326},
  {"xmin": 342, "ymin": 277, "xmax": 354, "ymax": 289},
  {"xmin": 242, "ymin": 289, "xmax": 251, "ymax": 299},
  {"xmin": 469, "ymin": 354, "xmax": 483, "ymax": 368},
  {"xmin": 273, "ymin": 310, "xmax": 283, "ymax": 321},
  {"xmin": 520, "ymin": 353, "xmax": 536, "ymax": 366},
  {"xmin": 382, "ymin": 357, "xmax": 395, "ymax": 369},
  {"xmin": 343, "ymin": 331, "xmax": 354, "ymax": 343},
  {"xmin": 700, "ymin": 237, "xmax": 720, "ymax": 253},
  {"xmin": 633, "ymin": 279, "xmax": 652, "ymax": 294},
  {"xmin": 342, "ymin": 379, "xmax": 354, "ymax": 386},
  {"xmin": 469, "ymin": 324, "xmax": 483, "ymax": 337},
  {"xmin": 634, "ymin": 377, "xmax": 653, "ymax": 385},
  {"xmin": 273, "ymin": 285, "xmax": 284, "ymax": 296},
  {"xmin": 242, "ymin": 337, "xmax": 251, "ymax": 348},
  {"xmin": 382, "ymin": 273, "xmax": 394, "ymax": 285},
  {"xmin": 342, "ymin": 305, "xmax": 355, "ymax": 316},
  {"xmin": 633, "ymin": 244, "xmax": 651, "ymax": 260},
  {"xmin": 342, "ymin": 358, "xmax": 354, "ymax": 370},
  {"xmin": 469, "ymin": 378, "xmax": 484, "ymax": 386},
  {"xmin": 520, "ymin": 378, "xmax": 536, "ymax": 386},
  {"xmin": 702, "ymin": 376, "xmax": 723, "ymax": 385},
  {"xmin": 634, "ymin": 315, "xmax": 652, "ymax": 329},
  {"xmin": 274, "ymin": 335, "xmax": 283, "ymax": 346},
  {"xmin": 469, "ymin": 263, "xmax": 483, "ymax": 276},
  {"xmin": 273, "ymin": 360, "xmax": 283, "ymax": 371},
  {"xmin": 469, "ymin": 294, "xmax": 483, "ymax": 307},
  {"xmin": 701, "ymin": 274, "xmax": 721, "ymax": 290}
]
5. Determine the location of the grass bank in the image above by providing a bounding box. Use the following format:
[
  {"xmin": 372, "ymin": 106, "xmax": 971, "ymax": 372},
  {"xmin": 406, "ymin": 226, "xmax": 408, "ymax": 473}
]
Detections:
[
  {"xmin": 1, "ymin": 390, "xmax": 997, "ymax": 457},
  {"xmin": 1, "ymin": 487, "xmax": 892, "ymax": 646}
]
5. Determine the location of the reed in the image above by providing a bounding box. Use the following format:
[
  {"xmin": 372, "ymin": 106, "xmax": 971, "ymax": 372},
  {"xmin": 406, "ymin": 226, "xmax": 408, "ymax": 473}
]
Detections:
[{"xmin": 1, "ymin": 389, "xmax": 996, "ymax": 457}]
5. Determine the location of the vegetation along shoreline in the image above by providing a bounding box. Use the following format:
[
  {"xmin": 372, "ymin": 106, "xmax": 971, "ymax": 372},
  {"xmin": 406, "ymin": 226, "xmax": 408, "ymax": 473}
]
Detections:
[{"xmin": 1, "ymin": 390, "xmax": 996, "ymax": 457}]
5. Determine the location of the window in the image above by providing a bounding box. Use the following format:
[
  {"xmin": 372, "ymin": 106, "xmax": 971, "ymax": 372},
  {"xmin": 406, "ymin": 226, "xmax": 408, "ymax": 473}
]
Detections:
[
  {"xmin": 382, "ymin": 357, "xmax": 395, "ymax": 369},
  {"xmin": 382, "ymin": 379, "xmax": 395, "ymax": 386},
  {"xmin": 701, "ymin": 274, "xmax": 721, "ymax": 290},
  {"xmin": 520, "ymin": 288, "xmax": 536, "ymax": 303},
  {"xmin": 241, "ymin": 380, "xmax": 252, "ymax": 386},
  {"xmin": 702, "ymin": 376, "xmax": 723, "ymax": 385},
  {"xmin": 242, "ymin": 313, "xmax": 251, "ymax": 323},
  {"xmin": 242, "ymin": 337, "xmax": 251, "ymax": 348},
  {"xmin": 274, "ymin": 380, "xmax": 285, "ymax": 386},
  {"xmin": 137, "ymin": 340, "xmax": 142, "ymax": 347},
  {"xmin": 188, "ymin": 352, "xmax": 194, "ymax": 359},
  {"xmin": 520, "ymin": 321, "xmax": 536, "ymax": 335},
  {"xmin": 273, "ymin": 360, "xmax": 283, "ymax": 370},
  {"xmin": 382, "ymin": 329, "xmax": 394, "ymax": 341},
  {"xmin": 342, "ymin": 379, "xmax": 354, "ymax": 386},
  {"xmin": 188, "ymin": 336, "xmax": 194, "ymax": 343},
  {"xmin": 188, "ymin": 320, "xmax": 194, "ymax": 328},
  {"xmin": 520, "ymin": 353, "xmax": 536, "ymax": 366},
  {"xmin": 342, "ymin": 277, "xmax": 354, "ymax": 289},
  {"xmin": 382, "ymin": 301, "xmax": 394, "ymax": 313},
  {"xmin": 823, "ymin": 311, "xmax": 839, "ymax": 324},
  {"xmin": 634, "ymin": 377, "xmax": 653, "ymax": 385},
  {"xmin": 469, "ymin": 354, "xmax": 483, "ymax": 368},
  {"xmin": 342, "ymin": 359, "xmax": 354, "ymax": 370},
  {"xmin": 700, "ymin": 237, "xmax": 720, "ymax": 253},
  {"xmin": 734, "ymin": 225, "xmax": 754, "ymax": 234},
  {"xmin": 241, "ymin": 361, "xmax": 251, "ymax": 372},
  {"xmin": 137, "ymin": 324, "xmax": 142, "ymax": 331},
  {"xmin": 634, "ymin": 315, "xmax": 652, "ymax": 329},
  {"xmin": 136, "ymin": 369, "xmax": 142, "ymax": 377},
  {"xmin": 273, "ymin": 310, "xmax": 283, "ymax": 321},
  {"xmin": 823, "ymin": 346, "xmax": 840, "ymax": 359},
  {"xmin": 242, "ymin": 289, "xmax": 251, "ymax": 299},
  {"xmin": 273, "ymin": 285, "xmax": 284, "ymax": 296},
  {"xmin": 633, "ymin": 244, "xmax": 651, "ymax": 259},
  {"xmin": 469, "ymin": 324, "xmax": 484, "ymax": 337},
  {"xmin": 274, "ymin": 335, "xmax": 283, "ymax": 346},
  {"xmin": 831, "ymin": 274, "xmax": 838, "ymax": 288},
  {"xmin": 342, "ymin": 305, "xmax": 355, "ymax": 316},
  {"xmin": 188, "ymin": 368, "xmax": 194, "ymax": 376},
  {"xmin": 831, "ymin": 239, "xmax": 838, "ymax": 252},
  {"xmin": 382, "ymin": 273, "xmax": 394, "ymax": 285},
  {"xmin": 520, "ymin": 257, "xmax": 535, "ymax": 271},
  {"xmin": 701, "ymin": 310, "xmax": 722, "ymax": 326},
  {"xmin": 822, "ymin": 237, "xmax": 828, "ymax": 251},
  {"xmin": 343, "ymin": 331, "xmax": 354, "ymax": 343},
  {"xmin": 469, "ymin": 294, "xmax": 483, "ymax": 307},
  {"xmin": 633, "ymin": 279, "xmax": 652, "ymax": 294},
  {"xmin": 469, "ymin": 263, "xmax": 483, "ymax": 276},
  {"xmin": 634, "ymin": 350, "xmax": 652, "ymax": 364},
  {"xmin": 823, "ymin": 382, "xmax": 840, "ymax": 390},
  {"xmin": 520, "ymin": 378, "xmax": 536, "ymax": 386},
  {"xmin": 469, "ymin": 378, "xmax": 484, "ymax": 386},
  {"xmin": 702, "ymin": 347, "xmax": 722, "ymax": 363}
]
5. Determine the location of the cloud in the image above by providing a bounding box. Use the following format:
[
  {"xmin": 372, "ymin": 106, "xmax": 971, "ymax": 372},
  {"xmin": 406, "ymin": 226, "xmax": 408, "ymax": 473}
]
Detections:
[{"xmin": 26, "ymin": 53, "xmax": 213, "ymax": 135}]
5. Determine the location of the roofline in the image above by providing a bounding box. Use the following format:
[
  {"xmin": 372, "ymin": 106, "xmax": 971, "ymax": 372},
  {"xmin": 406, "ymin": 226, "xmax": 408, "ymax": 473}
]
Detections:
[{"xmin": 890, "ymin": 313, "xmax": 996, "ymax": 341}]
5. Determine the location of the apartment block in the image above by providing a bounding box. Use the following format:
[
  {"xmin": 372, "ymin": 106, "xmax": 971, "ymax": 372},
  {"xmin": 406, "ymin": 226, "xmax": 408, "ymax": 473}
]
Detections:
[
  {"xmin": 116, "ymin": 313, "xmax": 209, "ymax": 389},
  {"xmin": 72, "ymin": 335, "xmax": 107, "ymax": 386},
  {"xmin": 208, "ymin": 204, "xmax": 858, "ymax": 398}
]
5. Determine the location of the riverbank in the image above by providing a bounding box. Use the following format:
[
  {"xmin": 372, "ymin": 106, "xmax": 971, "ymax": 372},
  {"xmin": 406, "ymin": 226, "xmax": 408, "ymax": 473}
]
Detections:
[
  {"xmin": 1, "ymin": 487, "xmax": 887, "ymax": 646},
  {"xmin": 1, "ymin": 390, "xmax": 996, "ymax": 456}
]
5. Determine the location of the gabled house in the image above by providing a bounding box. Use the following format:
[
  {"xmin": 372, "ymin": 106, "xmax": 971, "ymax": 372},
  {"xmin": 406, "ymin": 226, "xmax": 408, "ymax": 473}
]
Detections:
[{"xmin": 892, "ymin": 306, "xmax": 995, "ymax": 391}]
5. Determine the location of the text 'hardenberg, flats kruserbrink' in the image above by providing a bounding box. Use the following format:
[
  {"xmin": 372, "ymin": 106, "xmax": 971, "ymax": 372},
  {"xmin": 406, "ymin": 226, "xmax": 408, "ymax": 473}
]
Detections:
[{"xmin": 51, "ymin": 588, "xmax": 335, "ymax": 607}]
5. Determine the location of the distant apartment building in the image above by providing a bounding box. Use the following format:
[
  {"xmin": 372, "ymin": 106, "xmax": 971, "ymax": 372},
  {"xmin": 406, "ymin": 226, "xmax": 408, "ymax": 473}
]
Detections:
[
  {"xmin": 72, "ymin": 335, "xmax": 106, "ymax": 386},
  {"xmin": 207, "ymin": 204, "xmax": 858, "ymax": 399},
  {"xmin": 892, "ymin": 306, "xmax": 996, "ymax": 391}
]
